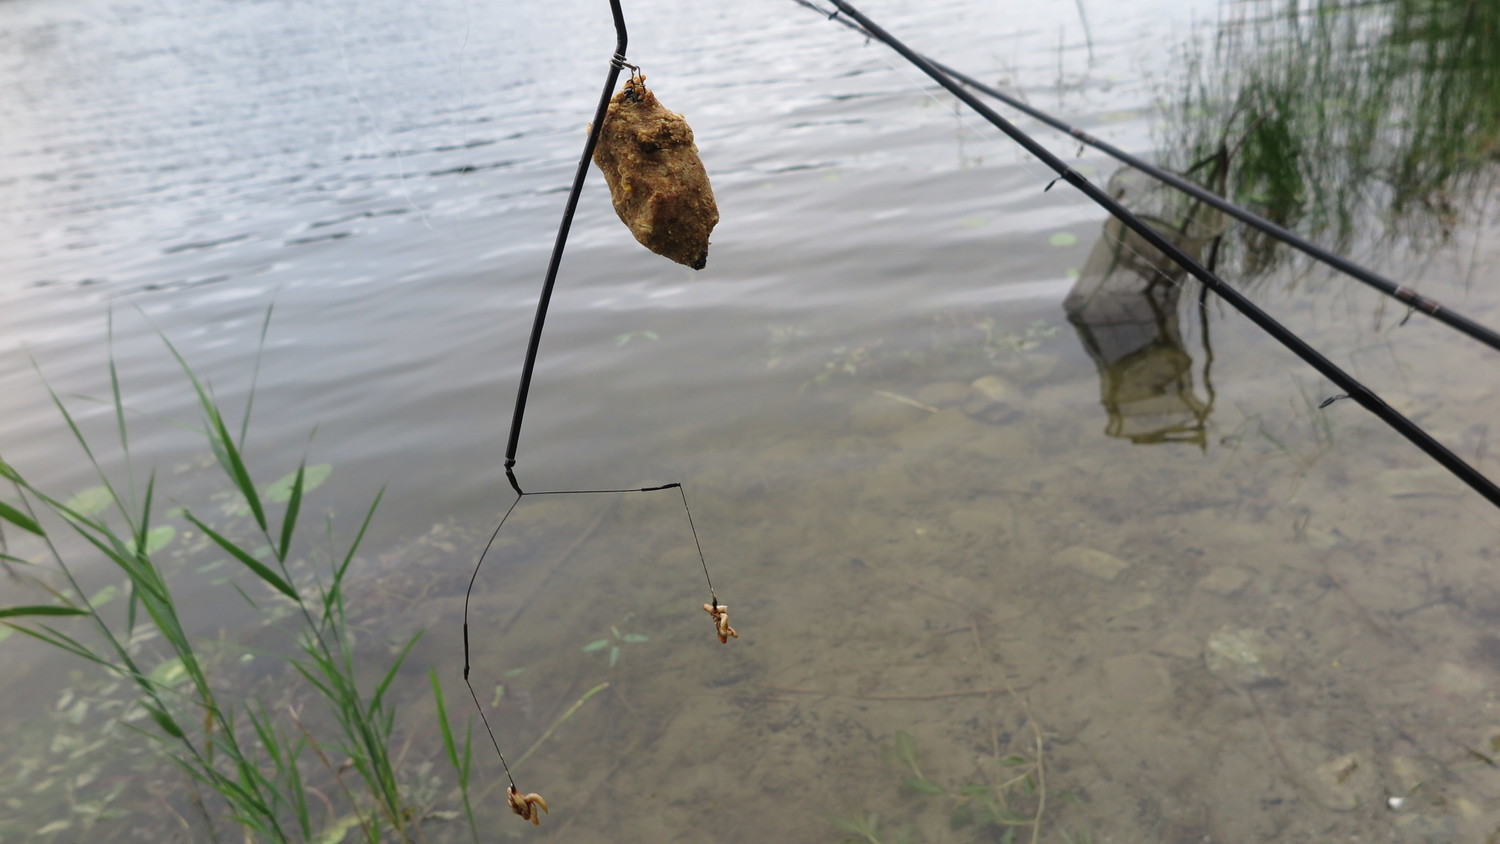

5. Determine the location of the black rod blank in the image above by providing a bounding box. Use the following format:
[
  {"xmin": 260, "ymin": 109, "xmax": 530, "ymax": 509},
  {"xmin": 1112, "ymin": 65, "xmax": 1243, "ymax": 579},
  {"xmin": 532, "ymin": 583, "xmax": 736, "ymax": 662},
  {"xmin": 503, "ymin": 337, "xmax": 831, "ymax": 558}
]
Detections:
[
  {"xmin": 502, "ymin": 0, "xmax": 630, "ymax": 495},
  {"xmin": 824, "ymin": 0, "xmax": 1500, "ymax": 511}
]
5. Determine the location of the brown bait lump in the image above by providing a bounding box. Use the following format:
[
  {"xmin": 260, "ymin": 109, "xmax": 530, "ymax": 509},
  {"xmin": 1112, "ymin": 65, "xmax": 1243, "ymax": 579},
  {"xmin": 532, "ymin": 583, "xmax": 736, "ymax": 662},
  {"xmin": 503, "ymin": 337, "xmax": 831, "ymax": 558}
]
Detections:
[{"xmin": 592, "ymin": 76, "xmax": 718, "ymax": 270}]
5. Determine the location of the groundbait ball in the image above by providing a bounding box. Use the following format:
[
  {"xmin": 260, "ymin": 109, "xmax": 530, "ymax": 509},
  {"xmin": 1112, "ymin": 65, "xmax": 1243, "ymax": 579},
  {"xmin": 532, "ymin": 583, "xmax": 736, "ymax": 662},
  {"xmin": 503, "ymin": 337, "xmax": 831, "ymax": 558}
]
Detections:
[{"xmin": 592, "ymin": 76, "xmax": 718, "ymax": 270}]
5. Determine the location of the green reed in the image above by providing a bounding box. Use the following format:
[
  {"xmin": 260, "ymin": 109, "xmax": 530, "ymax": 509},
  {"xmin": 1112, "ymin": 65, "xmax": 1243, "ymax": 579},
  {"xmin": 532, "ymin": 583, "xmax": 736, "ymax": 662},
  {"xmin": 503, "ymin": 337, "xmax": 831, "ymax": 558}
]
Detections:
[
  {"xmin": 1159, "ymin": 0, "xmax": 1500, "ymax": 270},
  {"xmin": 0, "ymin": 314, "xmax": 479, "ymax": 843}
]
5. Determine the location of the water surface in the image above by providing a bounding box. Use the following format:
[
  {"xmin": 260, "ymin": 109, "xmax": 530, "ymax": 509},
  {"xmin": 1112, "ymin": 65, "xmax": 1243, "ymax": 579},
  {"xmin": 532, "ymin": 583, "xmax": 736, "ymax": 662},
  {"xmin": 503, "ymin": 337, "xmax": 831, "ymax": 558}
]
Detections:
[{"xmin": 4, "ymin": 0, "xmax": 1500, "ymax": 841}]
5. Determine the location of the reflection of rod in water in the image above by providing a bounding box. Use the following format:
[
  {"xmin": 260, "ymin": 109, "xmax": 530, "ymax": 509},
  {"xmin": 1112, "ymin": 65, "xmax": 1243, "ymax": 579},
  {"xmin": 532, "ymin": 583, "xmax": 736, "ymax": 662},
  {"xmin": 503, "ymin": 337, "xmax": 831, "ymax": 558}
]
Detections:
[
  {"xmin": 812, "ymin": 0, "xmax": 1500, "ymax": 511},
  {"xmin": 791, "ymin": 0, "xmax": 1500, "ymax": 355}
]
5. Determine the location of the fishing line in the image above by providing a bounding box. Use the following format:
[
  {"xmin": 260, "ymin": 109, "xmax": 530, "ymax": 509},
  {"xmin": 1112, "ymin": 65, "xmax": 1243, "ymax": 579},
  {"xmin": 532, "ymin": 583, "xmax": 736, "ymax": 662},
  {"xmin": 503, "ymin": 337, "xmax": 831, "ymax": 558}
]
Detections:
[
  {"xmin": 462, "ymin": 0, "xmax": 731, "ymax": 823},
  {"xmin": 797, "ymin": 0, "xmax": 1500, "ymax": 511},
  {"xmin": 322, "ymin": 3, "xmax": 439, "ymax": 234}
]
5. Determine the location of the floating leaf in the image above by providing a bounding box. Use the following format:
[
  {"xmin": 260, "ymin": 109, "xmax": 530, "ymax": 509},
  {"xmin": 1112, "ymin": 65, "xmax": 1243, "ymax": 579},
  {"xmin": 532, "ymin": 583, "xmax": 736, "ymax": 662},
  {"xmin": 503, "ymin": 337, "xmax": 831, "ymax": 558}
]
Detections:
[
  {"xmin": 622, "ymin": 633, "xmax": 650, "ymax": 644},
  {"xmin": 263, "ymin": 464, "xmax": 331, "ymax": 504},
  {"xmin": 1049, "ymin": 232, "xmax": 1078, "ymax": 247},
  {"xmin": 312, "ymin": 813, "xmax": 364, "ymax": 844},
  {"xmin": 504, "ymin": 667, "xmax": 527, "ymax": 677},
  {"xmin": 490, "ymin": 684, "xmax": 505, "ymax": 707},
  {"xmin": 582, "ymin": 639, "xmax": 610, "ymax": 653},
  {"xmin": 148, "ymin": 657, "xmax": 188, "ymax": 688},
  {"xmin": 89, "ymin": 585, "xmax": 120, "ymax": 608},
  {"xmin": 1000, "ymin": 754, "xmax": 1029, "ymax": 767},
  {"xmin": 64, "ymin": 486, "xmax": 113, "ymax": 518},
  {"xmin": 132, "ymin": 525, "xmax": 175, "ymax": 556},
  {"xmin": 608, "ymin": 646, "xmax": 620, "ymax": 668},
  {"xmin": 613, "ymin": 330, "xmax": 661, "ymax": 348}
]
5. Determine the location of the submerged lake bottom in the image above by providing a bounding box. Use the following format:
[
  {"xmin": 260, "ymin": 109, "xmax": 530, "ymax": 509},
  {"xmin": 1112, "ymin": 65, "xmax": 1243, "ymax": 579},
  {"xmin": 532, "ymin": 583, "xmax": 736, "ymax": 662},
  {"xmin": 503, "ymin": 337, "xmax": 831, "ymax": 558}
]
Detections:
[
  {"xmin": 375, "ymin": 243, "xmax": 1500, "ymax": 842},
  {"xmin": 6, "ymin": 206, "xmax": 1500, "ymax": 843}
]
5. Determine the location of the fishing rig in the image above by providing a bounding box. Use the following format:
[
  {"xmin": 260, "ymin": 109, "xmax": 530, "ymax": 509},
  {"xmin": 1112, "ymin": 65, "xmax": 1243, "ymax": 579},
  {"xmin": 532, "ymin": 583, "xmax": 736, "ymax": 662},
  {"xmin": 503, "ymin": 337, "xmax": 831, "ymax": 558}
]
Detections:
[{"xmin": 461, "ymin": 0, "xmax": 732, "ymax": 825}]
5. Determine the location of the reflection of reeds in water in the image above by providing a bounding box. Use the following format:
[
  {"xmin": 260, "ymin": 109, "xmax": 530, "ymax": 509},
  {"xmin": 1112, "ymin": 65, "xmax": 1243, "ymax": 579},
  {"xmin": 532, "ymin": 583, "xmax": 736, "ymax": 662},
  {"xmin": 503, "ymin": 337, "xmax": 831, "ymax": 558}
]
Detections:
[{"xmin": 1159, "ymin": 0, "xmax": 1500, "ymax": 270}]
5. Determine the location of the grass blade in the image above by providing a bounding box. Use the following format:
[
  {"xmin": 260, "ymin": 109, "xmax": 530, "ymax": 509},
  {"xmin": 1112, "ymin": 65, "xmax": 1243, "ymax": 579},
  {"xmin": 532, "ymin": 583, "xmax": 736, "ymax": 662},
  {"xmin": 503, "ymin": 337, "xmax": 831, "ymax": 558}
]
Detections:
[
  {"xmin": 0, "ymin": 605, "xmax": 88, "ymax": 619},
  {"xmin": 31, "ymin": 371, "xmax": 138, "ymax": 536},
  {"xmin": 371, "ymin": 632, "xmax": 422, "ymax": 711},
  {"xmin": 239, "ymin": 304, "xmax": 275, "ymax": 449},
  {"xmin": 210, "ymin": 408, "xmax": 267, "ymax": 533},
  {"xmin": 143, "ymin": 702, "xmax": 186, "ymax": 739},
  {"xmin": 157, "ymin": 333, "xmax": 268, "ymax": 532},
  {"xmin": 0, "ymin": 498, "xmax": 44, "ymax": 536},
  {"xmin": 107, "ymin": 310, "xmax": 138, "ymax": 512},
  {"xmin": 429, "ymin": 668, "xmax": 462, "ymax": 772},
  {"xmin": 324, "ymin": 487, "xmax": 383, "ymax": 620},
  {"xmin": 184, "ymin": 512, "xmax": 299, "ymax": 602},
  {"xmin": 4, "ymin": 622, "xmax": 111, "ymax": 668},
  {"xmin": 515, "ymin": 681, "xmax": 610, "ymax": 769},
  {"xmin": 277, "ymin": 461, "xmax": 306, "ymax": 563},
  {"xmin": 135, "ymin": 471, "xmax": 156, "ymax": 559}
]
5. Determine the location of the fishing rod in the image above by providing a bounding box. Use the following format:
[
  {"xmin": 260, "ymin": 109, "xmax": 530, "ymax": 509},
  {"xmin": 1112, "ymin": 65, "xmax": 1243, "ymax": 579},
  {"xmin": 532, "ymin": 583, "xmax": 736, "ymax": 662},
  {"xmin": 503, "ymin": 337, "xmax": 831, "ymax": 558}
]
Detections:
[
  {"xmin": 794, "ymin": 0, "xmax": 1500, "ymax": 354},
  {"xmin": 817, "ymin": 0, "xmax": 1500, "ymax": 511},
  {"xmin": 500, "ymin": 0, "xmax": 631, "ymax": 498}
]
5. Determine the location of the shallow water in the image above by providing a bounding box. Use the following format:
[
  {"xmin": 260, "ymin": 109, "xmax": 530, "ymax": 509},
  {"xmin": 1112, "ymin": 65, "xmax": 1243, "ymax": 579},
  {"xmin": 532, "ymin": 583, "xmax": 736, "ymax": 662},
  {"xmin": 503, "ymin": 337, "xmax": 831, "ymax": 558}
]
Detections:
[{"xmin": 4, "ymin": 0, "xmax": 1500, "ymax": 841}]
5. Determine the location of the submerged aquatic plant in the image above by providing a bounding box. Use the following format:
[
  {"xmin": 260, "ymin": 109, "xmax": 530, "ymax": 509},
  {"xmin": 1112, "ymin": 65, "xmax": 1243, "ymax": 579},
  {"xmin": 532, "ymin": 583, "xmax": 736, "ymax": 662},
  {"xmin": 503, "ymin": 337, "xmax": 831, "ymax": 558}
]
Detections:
[
  {"xmin": 888, "ymin": 729, "xmax": 1045, "ymax": 841},
  {"xmin": 0, "ymin": 316, "xmax": 479, "ymax": 843},
  {"xmin": 581, "ymin": 613, "xmax": 651, "ymax": 668},
  {"xmin": 829, "ymin": 728, "xmax": 1090, "ymax": 844}
]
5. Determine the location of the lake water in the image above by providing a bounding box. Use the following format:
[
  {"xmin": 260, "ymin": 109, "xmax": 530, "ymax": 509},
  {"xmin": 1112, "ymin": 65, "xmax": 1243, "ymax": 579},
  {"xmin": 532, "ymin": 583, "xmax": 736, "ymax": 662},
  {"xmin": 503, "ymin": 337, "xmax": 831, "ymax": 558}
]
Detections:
[{"xmin": 4, "ymin": 0, "xmax": 1500, "ymax": 840}]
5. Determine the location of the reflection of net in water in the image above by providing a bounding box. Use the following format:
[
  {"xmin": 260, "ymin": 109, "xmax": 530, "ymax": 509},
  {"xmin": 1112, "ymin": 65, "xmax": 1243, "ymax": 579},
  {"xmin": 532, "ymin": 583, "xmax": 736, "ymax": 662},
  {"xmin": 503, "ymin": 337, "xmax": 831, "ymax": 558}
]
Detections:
[{"xmin": 1064, "ymin": 167, "xmax": 1221, "ymax": 446}]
